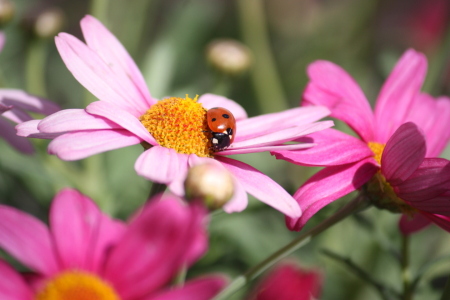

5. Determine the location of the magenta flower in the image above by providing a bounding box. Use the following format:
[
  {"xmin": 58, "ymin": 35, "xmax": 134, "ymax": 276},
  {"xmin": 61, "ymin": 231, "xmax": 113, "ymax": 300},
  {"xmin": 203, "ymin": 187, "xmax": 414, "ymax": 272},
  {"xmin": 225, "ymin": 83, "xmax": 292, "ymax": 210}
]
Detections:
[
  {"xmin": 16, "ymin": 15, "xmax": 333, "ymax": 218},
  {"xmin": 272, "ymin": 49, "xmax": 450, "ymax": 232},
  {"xmin": 0, "ymin": 188, "xmax": 226, "ymax": 300},
  {"xmin": 250, "ymin": 262, "xmax": 322, "ymax": 300}
]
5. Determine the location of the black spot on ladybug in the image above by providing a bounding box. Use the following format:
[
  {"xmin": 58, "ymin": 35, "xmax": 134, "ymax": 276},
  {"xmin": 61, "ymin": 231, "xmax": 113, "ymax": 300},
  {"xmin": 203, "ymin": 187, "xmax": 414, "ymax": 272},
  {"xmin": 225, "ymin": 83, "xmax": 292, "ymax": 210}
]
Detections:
[
  {"xmin": 222, "ymin": 114, "xmax": 230, "ymax": 119},
  {"xmin": 211, "ymin": 118, "xmax": 216, "ymax": 122}
]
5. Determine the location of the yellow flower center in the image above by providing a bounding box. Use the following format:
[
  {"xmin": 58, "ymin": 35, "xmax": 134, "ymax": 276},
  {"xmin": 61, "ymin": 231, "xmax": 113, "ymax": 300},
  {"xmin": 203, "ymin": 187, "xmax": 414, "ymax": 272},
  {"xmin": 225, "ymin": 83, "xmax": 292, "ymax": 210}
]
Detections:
[
  {"xmin": 367, "ymin": 142, "xmax": 385, "ymax": 165},
  {"xmin": 35, "ymin": 271, "xmax": 120, "ymax": 300},
  {"xmin": 140, "ymin": 95, "xmax": 213, "ymax": 157}
]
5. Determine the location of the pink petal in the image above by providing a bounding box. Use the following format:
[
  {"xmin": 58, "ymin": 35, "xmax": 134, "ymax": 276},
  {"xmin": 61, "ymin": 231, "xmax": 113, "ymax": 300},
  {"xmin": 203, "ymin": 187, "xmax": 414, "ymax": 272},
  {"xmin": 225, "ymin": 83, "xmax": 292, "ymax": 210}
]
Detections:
[
  {"xmin": 135, "ymin": 146, "xmax": 180, "ymax": 184},
  {"xmin": 0, "ymin": 103, "xmax": 11, "ymax": 113},
  {"xmin": 381, "ymin": 122, "xmax": 426, "ymax": 185},
  {"xmin": 86, "ymin": 101, "xmax": 156, "ymax": 144},
  {"xmin": 236, "ymin": 106, "xmax": 330, "ymax": 142},
  {"xmin": 374, "ymin": 49, "xmax": 427, "ymax": 143},
  {"xmin": 16, "ymin": 120, "xmax": 61, "ymax": 139},
  {"xmin": 80, "ymin": 15, "xmax": 154, "ymax": 107},
  {"xmin": 0, "ymin": 118, "xmax": 34, "ymax": 154},
  {"xmin": 406, "ymin": 95, "xmax": 450, "ymax": 157},
  {"xmin": 0, "ymin": 89, "xmax": 60, "ymax": 115},
  {"xmin": 50, "ymin": 188, "xmax": 126, "ymax": 272},
  {"xmin": 399, "ymin": 214, "xmax": 432, "ymax": 235},
  {"xmin": 0, "ymin": 259, "xmax": 33, "ymax": 300},
  {"xmin": 55, "ymin": 34, "xmax": 143, "ymax": 117},
  {"xmin": 198, "ymin": 94, "xmax": 247, "ymax": 121},
  {"xmin": 287, "ymin": 158, "xmax": 378, "ymax": 231},
  {"xmin": 271, "ymin": 128, "xmax": 373, "ymax": 166},
  {"xmin": 38, "ymin": 109, "xmax": 121, "ymax": 133},
  {"xmin": 0, "ymin": 32, "xmax": 4, "ymax": 52},
  {"xmin": 232, "ymin": 121, "xmax": 333, "ymax": 149},
  {"xmin": 0, "ymin": 205, "xmax": 59, "ymax": 276},
  {"xmin": 103, "ymin": 198, "xmax": 207, "ymax": 299},
  {"xmin": 216, "ymin": 156, "xmax": 301, "ymax": 218},
  {"xmin": 146, "ymin": 276, "xmax": 227, "ymax": 300},
  {"xmin": 2, "ymin": 108, "xmax": 33, "ymax": 123},
  {"xmin": 165, "ymin": 153, "xmax": 190, "ymax": 196},
  {"xmin": 419, "ymin": 212, "xmax": 450, "ymax": 233},
  {"xmin": 217, "ymin": 143, "xmax": 315, "ymax": 156},
  {"xmin": 48, "ymin": 129, "xmax": 142, "ymax": 160},
  {"xmin": 394, "ymin": 158, "xmax": 450, "ymax": 202},
  {"xmin": 303, "ymin": 61, "xmax": 375, "ymax": 142}
]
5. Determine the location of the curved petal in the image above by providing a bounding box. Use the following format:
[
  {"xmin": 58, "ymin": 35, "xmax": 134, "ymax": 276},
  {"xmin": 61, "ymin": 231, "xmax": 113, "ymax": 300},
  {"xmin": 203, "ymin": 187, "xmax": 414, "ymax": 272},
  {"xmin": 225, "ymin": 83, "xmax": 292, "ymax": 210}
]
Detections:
[
  {"xmin": 236, "ymin": 106, "xmax": 330, "ymax": 142},
  {"xmin": 216, "ymin": 156, "xmax": 301, "ymax": 218},
  {"xmin": 146, "ymin": 276, "xmax": 227, "ymax": 300},
  {"xmin": 0, "ymin": 118, "xmax": 34, "ymax": 154},
  {"xmin": 2, "ymin": 108, "xmax": 33, "ymax": 123},
  {"xmin": 0, "ymin": 103, "xmax": 11, "ymax": 113},
  {"xmin": 38, "ymin": 109, "xmax": 121, "ymax": 133},
  {"xmin": 419, "ymin": 212, "xmax": 450, "ymax": 233},
  {"xmin": 0, "ymin": 89, "xmax": 60, "ymax": 115},
  {"xmin": 103, "ymin": 198, "xmax": 207, "ymax": 299},
  {"xmin": 0, "ymin": 260, "xmax": 34, "ymax": 300},
  {"xmin": 80, "ymin": 15, "xmax": 154, "ymax": 107},
  {"xmin": 198, "ymin": 94, "xmax": 247, "ymax": 121},
  {"xmin": 405, "ymin": 95, "xmax": 450, "ymax": 157},
  {"xmin": 218, "ymin": 143, "xmax": 315, "ymax": 156},
  {"xmin": 48, "ymin": 129, "xmax": 142, "ymax": 161},
  {"xmin": 86, "ymin": 101, "xmax": 156, "ymax": 144},
  {"xmin": 50, "ymin": 188, "xmax": 126, "ymax": 272},
  {"xmin": 287, "ymin": 158, "xmax": 378, "ymax": 231},
  {"xmin": 55, "ymin": 34, "xmax": 143, "ymax": 116},
  {"xmin": 232, "ymin": 121, "xmax": 333, "ymax": 149},
  {"xmin": 394, "ymin": 158, "xmax": 450, "ymax": 202},
  {"xmin": 381, "ymin": 122, "xmax": 426, "ymax": 185},
  {"xmin": 271, "ymin": 128, "xmax": 373, "ymax": 167},
  {"xmin": 399, "ymin": 214, "xmax": 431, "ymax": 235},
  {"xmin": 374, "ymin": 49, "xmax": 427, "ymax": 143},
  {"xmin": 0, "ymin": 205, "xmax": 59, "ymax": 275},
  {"xmin": 303, "ymin": 61, "xmax": 375, "ymax": 142},
  {"xmin": 135, "ymin": 146, "xmax": 180, "ymax": 184},
  {"xmin": 16, "ymin": 120, "xmax": 61, "ymax": 139}
]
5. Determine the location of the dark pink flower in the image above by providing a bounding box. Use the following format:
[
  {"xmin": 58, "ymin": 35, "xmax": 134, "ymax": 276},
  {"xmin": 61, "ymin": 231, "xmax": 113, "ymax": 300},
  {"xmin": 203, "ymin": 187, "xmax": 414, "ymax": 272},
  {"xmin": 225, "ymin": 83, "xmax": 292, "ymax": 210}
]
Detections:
[
  {"xmin": 272, "ymin": 49, "xmax": 450, "ymax": 233},
  {"xmin": 0, "ymin": 188, "xmax": 226, "ymax": 299},
  {"xmin": 250, "ymin": 262, "xmax": 322, "ymax": 300}
]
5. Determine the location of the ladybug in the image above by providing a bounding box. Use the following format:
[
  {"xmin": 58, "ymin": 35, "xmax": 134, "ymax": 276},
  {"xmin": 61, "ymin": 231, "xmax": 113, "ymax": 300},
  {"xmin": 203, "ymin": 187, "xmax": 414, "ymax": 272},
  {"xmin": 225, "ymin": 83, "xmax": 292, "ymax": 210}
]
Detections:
[{"xmin": 206, "ymin": 107, "xmax": 236, "ymax": 152}]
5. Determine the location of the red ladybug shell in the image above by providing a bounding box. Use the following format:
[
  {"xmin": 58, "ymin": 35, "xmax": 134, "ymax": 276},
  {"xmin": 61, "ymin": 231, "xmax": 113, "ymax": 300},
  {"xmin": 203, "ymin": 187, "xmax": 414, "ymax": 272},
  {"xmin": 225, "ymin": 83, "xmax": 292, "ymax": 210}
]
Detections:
[{"xmin": 206, "ymin": 107, "xmax": 236, "ymax": 151}]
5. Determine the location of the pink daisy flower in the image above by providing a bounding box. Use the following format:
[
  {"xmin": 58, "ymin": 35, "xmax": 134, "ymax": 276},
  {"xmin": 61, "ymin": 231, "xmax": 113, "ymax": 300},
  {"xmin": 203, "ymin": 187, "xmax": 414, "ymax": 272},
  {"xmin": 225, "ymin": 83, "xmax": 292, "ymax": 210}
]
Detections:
[
  {"xmin": 16, "ymin": 15, "xmax": 333, "ymax": 218},
  {"xmin": 250, "ymin": 262, "xmax": 322, "ymax": 300},
  {"xmin": 272, "ymin": 49, "xmax": 450, "ymax": 232},
  {"xmin": 0, "ymin": 188, "xmax": 226, "ymax": 300}
]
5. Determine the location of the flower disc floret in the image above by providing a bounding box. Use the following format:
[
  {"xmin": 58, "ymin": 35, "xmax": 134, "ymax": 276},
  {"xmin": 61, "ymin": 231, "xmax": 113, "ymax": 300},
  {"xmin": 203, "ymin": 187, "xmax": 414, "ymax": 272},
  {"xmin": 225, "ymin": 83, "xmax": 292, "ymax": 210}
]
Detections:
[
  {"xmin": 36, "ymin": 270, "xmax": 120, "ymax": 300},
  {"xmin": 368, "ymin": 142, "xmax": 385, "ymax": 165},
  {"xmin": 140, "ymin": 95, "xmax": 213, "ymax": 157}
]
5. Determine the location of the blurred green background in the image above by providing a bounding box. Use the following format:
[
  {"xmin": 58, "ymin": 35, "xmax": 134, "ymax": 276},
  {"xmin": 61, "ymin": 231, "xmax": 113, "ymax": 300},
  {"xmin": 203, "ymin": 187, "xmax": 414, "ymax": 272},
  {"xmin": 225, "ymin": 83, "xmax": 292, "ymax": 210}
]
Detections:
[{"xmin": 1, "ymin": 0, "xmax": 449, "ymax": 299}]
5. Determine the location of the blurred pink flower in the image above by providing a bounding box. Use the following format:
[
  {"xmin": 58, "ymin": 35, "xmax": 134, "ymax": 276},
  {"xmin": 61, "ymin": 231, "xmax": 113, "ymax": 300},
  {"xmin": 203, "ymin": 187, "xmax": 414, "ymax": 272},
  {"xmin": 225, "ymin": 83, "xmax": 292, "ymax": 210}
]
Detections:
[
  {"xmin": 17, "ymin": 15, "xmax": 333, "ymax": 218},
  {"xmin": 250, "ymin": 262, "xmax": 322, "ymax": 300},
  {"xmin": 272, "ymin": 49, "xmax": 450, "ymax": 232},
  {"xmin": 0, "ymin": 188, "xmax": 226, "ymax": 300}
]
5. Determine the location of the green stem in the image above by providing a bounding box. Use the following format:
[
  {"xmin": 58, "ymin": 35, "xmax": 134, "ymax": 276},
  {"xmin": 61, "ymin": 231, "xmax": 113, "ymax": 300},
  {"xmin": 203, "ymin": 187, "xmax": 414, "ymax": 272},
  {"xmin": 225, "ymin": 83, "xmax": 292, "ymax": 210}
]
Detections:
[
  {"xmin": 213, "ymin": 194, "xmax": 371, "ymax": 300},
  {"xmin": 236, "ymin": 0, "xmax": 289, "ymax": 113},
  {"xmin": 401, "ymin": 234, "xmax": 412, "ymax": 300}
]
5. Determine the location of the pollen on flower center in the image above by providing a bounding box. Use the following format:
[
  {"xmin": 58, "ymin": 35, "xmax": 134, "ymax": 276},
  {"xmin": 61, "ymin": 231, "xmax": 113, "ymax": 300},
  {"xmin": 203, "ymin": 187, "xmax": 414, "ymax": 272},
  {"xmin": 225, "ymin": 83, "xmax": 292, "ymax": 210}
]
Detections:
[
  {"xmin": 140, "ymin": 95, "xmax": 214, "ymax": 157},
  {"xmin": 35, "ymin": 270, "xmax": 120, "ymax": 300},
  {"xmin": 368, "ymin": 142, "xmax": 385, "ymax": 165}
]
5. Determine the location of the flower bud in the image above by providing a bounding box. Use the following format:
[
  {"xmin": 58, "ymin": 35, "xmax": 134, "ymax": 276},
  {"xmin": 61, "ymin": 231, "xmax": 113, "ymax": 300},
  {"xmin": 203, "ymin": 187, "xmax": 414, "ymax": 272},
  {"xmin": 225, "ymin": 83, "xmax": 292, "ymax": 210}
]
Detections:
[
  {"xmin": 206, "ymin": 39, "xmax": 252, "ymax": 76},
  {"xmin": 0, "ymin": 0, "xmax": 14, "ymax": 27},
  {"xmin": 33, "ymin": 8, "xmax": 64, "ymax": 39},
  {"xmin": 184, "ymin": 163, "xmax": 234, "ymax": 210}
]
